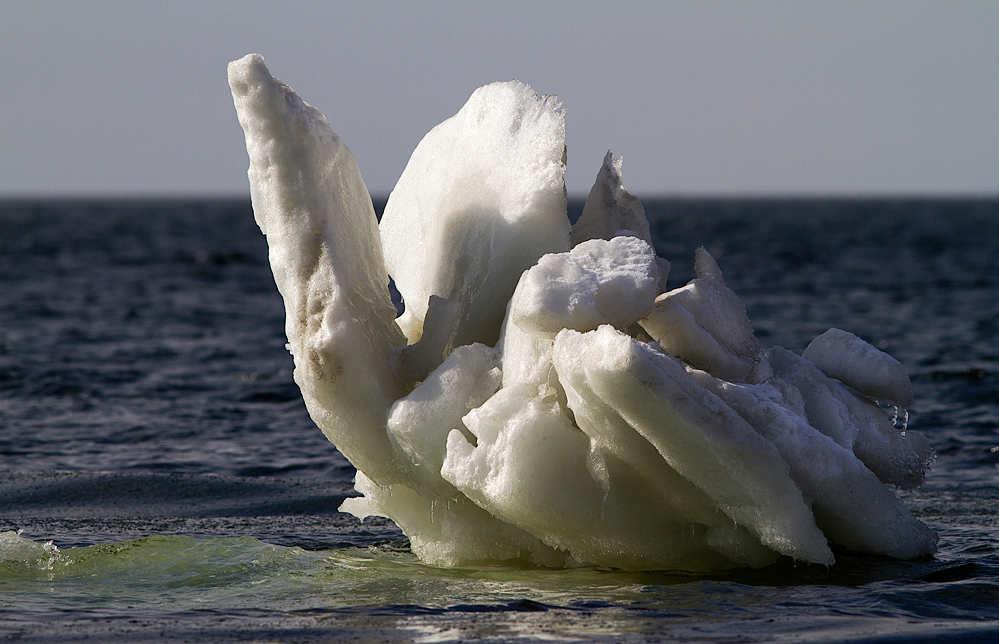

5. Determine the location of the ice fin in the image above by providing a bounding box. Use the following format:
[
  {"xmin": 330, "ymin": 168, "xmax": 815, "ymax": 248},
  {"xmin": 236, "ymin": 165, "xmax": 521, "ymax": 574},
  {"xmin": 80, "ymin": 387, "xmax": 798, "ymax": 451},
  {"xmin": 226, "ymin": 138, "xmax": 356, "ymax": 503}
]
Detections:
[
  {"xmin": 380, "ymin": 80, "xmax": 571, "ymax": 349},
  {"xmin": 553, "ymin": 326, "xmax": 834, "ymax": 566},
  {"xmin": 387, "ymin": 343, "xmax": 501, "ymax": 495},
  {"xmin": 341, "ymin": 471, "xmax": 565, "ymax": 567},
  {"xmin": 509, "ymin": 236, "xmax": 659, "ymax": 336},
  {"xmin": 500, "ymin": 236, "xmax": 659, "ymax": 406},
  {"xmin": 690, "ymin": 371, "xmax": 937, "ymax": 559},
  {"xmin": 228, "ymin": 54, "xmax": 407, "ymax": 485},
  {"xmin": 571, "ymin": 151, "xmax": 669, "ymax": 288},
  {"xmin": 768, "ymin": 346, "xmax": 933, "ymax": 489},
  {"xmin": 639, "ymin": 248, "xmax": 769, "ymax": 383},
  {"xmin": 803, "ymin": 328, "xmax": 915, "ymax": 407},
  {"xmin": 694, "ymin": 245, "xmax": 724, "ymax": 282},
  {"xmin": 442, "ymin": 385, "xmax": 754, "ymax": 569}
]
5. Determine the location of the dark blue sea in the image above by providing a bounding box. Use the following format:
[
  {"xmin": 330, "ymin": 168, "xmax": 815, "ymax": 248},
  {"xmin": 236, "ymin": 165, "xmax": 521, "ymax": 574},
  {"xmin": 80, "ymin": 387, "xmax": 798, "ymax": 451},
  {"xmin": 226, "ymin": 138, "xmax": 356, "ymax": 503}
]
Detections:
[{"xmin": 2, "ymin": 197, "xmax": 998, "ymax": 642}]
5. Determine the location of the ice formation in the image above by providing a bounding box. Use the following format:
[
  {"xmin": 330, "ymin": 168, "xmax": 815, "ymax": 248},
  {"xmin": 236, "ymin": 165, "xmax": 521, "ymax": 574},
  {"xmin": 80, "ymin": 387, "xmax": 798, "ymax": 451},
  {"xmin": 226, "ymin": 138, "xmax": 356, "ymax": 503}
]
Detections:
[{"xmin": 228, "ymin": 54, "xmax": 937, "ymax": 571}]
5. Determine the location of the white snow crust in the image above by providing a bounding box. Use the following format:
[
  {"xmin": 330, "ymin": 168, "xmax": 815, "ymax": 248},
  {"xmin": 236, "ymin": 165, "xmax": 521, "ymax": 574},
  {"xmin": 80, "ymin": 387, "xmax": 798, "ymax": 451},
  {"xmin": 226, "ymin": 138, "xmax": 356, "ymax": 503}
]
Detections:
[{"xmin": 230, "ymin": 54, "xmax": 937, "ymax": 571}]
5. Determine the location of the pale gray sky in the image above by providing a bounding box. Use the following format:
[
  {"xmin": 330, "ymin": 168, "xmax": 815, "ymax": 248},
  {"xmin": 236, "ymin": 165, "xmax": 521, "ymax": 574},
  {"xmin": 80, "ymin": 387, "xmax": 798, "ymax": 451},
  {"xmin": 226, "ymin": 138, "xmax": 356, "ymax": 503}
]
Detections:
[{"xmin": 1, "ymin": 1, "xmax": 996, "ymax": 197}]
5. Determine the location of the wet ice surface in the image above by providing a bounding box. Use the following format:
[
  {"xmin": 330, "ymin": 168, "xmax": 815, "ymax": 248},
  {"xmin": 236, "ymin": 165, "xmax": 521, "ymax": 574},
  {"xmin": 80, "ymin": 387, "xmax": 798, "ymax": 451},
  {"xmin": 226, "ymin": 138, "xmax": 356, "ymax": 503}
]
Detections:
[
  {"xmin": 2, "ymin": 197, "xmax": 999, "ymax": 642},
  {"xmin": 231, "ymin": 61, "xmax": 937, "ymax": 569}
]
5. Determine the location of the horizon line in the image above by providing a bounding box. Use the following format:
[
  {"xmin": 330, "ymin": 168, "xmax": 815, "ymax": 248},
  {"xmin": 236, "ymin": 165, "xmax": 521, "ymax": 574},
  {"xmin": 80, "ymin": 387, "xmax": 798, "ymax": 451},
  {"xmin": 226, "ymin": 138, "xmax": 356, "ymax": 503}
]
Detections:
[{"xmin": 2, "ymin": 191, "xmax": 998, "ymax": 202}]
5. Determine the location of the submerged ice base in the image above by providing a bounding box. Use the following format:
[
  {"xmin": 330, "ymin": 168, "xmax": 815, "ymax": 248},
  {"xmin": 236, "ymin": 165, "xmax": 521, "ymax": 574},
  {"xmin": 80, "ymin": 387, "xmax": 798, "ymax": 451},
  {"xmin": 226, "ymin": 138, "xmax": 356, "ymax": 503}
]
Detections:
[{"xmin": 229, "ymin": 54, "xmax": 937, "ymax": 571}]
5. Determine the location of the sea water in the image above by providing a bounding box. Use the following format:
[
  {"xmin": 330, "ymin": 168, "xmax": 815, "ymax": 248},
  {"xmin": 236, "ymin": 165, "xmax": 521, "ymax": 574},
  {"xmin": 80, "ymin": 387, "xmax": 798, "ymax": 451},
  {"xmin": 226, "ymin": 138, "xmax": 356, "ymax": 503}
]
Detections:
[{"xmin": 1, "ymin": 197, "xmax": 998, "ymax": 642}]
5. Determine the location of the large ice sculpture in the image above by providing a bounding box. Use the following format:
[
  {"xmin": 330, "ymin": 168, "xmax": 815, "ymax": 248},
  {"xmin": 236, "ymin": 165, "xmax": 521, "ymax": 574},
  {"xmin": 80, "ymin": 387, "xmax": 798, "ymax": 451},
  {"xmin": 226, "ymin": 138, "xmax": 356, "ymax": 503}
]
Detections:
[{"xmin": 229, "ymin": 54, "xmax": 937, "ymax": 570}]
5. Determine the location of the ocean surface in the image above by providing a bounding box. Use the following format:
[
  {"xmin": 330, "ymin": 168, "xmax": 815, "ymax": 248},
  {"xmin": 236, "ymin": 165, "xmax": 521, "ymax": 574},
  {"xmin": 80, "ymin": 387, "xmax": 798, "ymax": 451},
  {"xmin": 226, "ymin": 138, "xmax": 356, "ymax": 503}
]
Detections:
[{"xmin": 2, "ymin": 196, "xmax": 998, "ymax": 643}]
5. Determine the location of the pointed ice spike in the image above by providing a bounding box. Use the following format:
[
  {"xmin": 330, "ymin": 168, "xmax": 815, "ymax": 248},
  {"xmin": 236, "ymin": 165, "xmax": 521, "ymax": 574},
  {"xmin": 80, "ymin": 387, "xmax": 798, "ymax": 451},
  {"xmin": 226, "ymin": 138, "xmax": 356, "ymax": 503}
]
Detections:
[
  {"xmin": 572, "ymin": 151, "xmax": 670, "ymax": 288},
  {"xmin": 228, "ymin": 54, "xmax": 408, "ymax": 485}
]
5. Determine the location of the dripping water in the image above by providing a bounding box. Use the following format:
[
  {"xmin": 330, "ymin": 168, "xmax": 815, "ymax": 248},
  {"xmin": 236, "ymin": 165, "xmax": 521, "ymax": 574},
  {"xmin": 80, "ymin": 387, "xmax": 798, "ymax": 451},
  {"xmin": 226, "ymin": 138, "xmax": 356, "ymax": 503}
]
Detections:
[
  {"xmin": 881, "ymin": 402, "xmax": 909, "ymax": 435},
  {"xmin": 889, "ymin": 405, "xmax": 909, "ymax": 435}
]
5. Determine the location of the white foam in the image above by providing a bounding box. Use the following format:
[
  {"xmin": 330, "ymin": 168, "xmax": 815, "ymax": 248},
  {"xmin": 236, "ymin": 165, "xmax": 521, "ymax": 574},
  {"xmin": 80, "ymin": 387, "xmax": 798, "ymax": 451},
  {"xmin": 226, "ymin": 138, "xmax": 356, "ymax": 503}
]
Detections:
[{"xmin": 230, "ymin": 54, "xmax": 937, "ymax": 570}]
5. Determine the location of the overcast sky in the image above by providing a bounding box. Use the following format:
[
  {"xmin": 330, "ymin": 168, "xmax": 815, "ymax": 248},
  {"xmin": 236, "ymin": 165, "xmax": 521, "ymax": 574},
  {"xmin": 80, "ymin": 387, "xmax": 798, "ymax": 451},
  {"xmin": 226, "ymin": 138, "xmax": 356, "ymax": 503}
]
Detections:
[{"xmin": 1, "ymin": 1, "xmax": 996, "ymax": 197}]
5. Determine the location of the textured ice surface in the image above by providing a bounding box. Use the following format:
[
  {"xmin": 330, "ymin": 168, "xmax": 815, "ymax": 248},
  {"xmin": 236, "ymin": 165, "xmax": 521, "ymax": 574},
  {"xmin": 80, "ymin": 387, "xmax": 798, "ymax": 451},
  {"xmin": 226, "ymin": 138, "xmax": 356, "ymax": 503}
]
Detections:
[
  {"xmin": 803, "ymin": 328, "xmax": 915, "ymax": 407},
  {"xmin": 571, "ymin": 151, "xmax": 671, "ymax": 290},
  {"xmin": 230, "ymin": 54, "xmax": 937, "ymax": 571},
  {"xmin": 228, "ymin": 54, "xmax": 407, "ymax": 485},
  {"xmin": 640, "ymin": 248, "xmax": 770, "ymax": 384},
  {"xmin": 379, "ymin": 80, "xmax": 570, "ymax": 349}
]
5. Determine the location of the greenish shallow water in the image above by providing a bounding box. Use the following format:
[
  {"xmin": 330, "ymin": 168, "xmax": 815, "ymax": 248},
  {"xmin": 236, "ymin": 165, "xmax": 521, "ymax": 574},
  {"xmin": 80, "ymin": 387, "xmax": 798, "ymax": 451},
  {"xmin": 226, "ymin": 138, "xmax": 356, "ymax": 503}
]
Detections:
[{"xmin": 3, "ymin": 477, "xmax": 999, "ymax": 643}]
